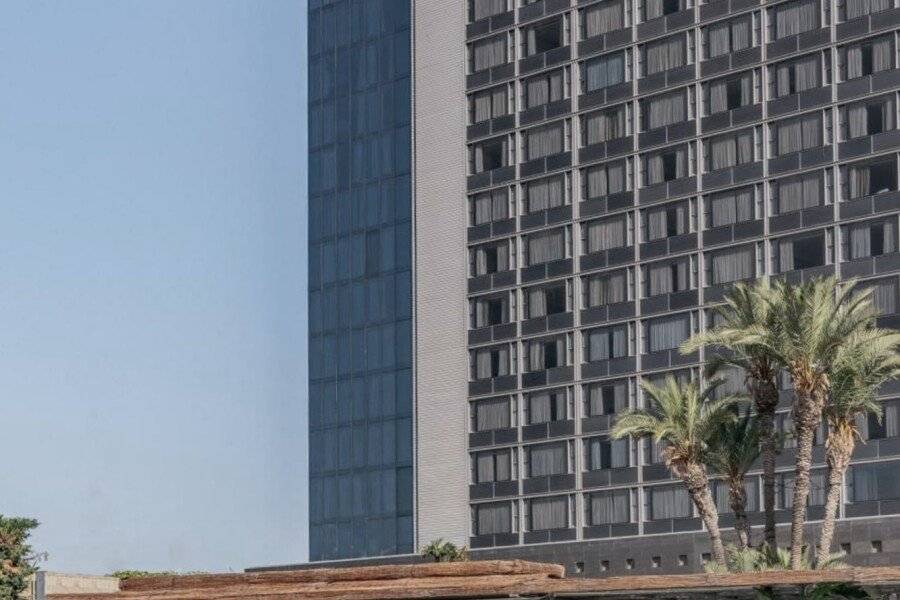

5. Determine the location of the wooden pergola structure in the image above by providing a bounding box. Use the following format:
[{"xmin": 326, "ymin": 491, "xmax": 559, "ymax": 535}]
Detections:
[{"xmin": 48, "ymin": 560, "xmax": 900, "ymax": 600}]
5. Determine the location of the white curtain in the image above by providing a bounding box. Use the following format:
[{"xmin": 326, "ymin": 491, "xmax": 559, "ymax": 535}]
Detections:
[
  {"xmin": 708, "ymin": 15, "xmax": 751, "ymax": 58},
  {"xmin": 588, "ymin": 380, "xmax": 628, "ymax": 415},
  {"xmin": 775, "ymin": 54, "xmax": 819, "ymax": 97},
  {"xmin": 586, "ymin": 216, "xmax": 626, "ymax": 253},
  {"xmin": 529, "ymin": 443, "xmax": 567, "ymax": 477},
  {"xmin": 846, "ymin": 36, "xmax": 894, "ymax": 79},
  {"xmin": 526, "ymin": 122, "xmax": 564, "ymax": 161},
  {"xmin": 648, "ymin": 260, "xmax": 688, "ymax": 296},
  {"xmin": 850, "ymin": 221, "xmax": 896, "ymax": 258},
  {"xmin": 589, "ymin": 490, "xmax": 630, "ymax": 525},
  {"xmin": 777, "ymin": 171, "xmax": 821, "ymax": 214},
  {"xmin": 709, "ymin": 129, "xmax": 754, "ymax": 171},
  {"xmin": 710, "ymin": 245, "xmax": 754, "ymax": 284},
  {"xmin": 588, "ymin": 325, "xmax": 628, "ymax": 361},
  {"xmin": 530, "ymin": 496, "xmax": 568, "ymax": 531},
  {"xmin": 473, "ymin": 0, "xmax": 507, "ymax": 21},
  {"xmin": 846, "ymin": 0, "xmax": 892, "ymax": 19},
  {"xmin": 475, "ymin": 397, "xmax": 510, "ymax": 431},
  {"xmin": 527, "ymin": 228, "xmax": 565, "ymax": 265},
  {"xmin": 527, "ymin": 337, "xmax": 565, "ymax": 371},
  {"xmin": 778, "ymin": 238, "xmax": 795, "ymax": 272},
  {"xmin": 847, "ymin": 97, "xmax": 895, "ymax": 138},
  {"xmin": 475, "ymin": 346, "xmax": 509, "ymax": 379},
  {"xmin": 585, "ymin": 161, "xmax": 626, "ymax": 198},
  {"xmin": 528, "ymin": 390, "xmax": 566, "ymax": 423},
  {"xmin": 473, "ymin": 86, "xmax": 507, "ymax": 122},
  {"xmin": 473, "ymin": 188, "xmax": 508, "ymax": 225},
  {"xmin": 585, "ymin": 105, "xmax": 626, "ymax": 144},
  {"xmin": 775, "ymin": 0, "xmax": 819, "ymax": 39},
  {"xmin": 476, "ymin": 450, "xmax": 510, "ymax": 482},
  {"xmin": 585, "ymin": 53, "xmax": 626, "ymax": 92},
  {"xmin": 475, "ymin": 242, "xmax": 508, "ymax": 275},
  {"xmin": 473, "ymin": 35, "xmax": 507, "ymax": 72},
  {"xmin": 527, "ymin": 287, "xmax": 547, "ymax": 318},
  {"xmin": 587, "ymin": 270, "xmax": 628, "ymax": 307},
  {"xmin": 709, "ymin": 71, "xmax": 752, "ymax": 113},
  {"xmin": 648, "ymin": 314, "xmax": 690, "ymax": 352},
  {"xmin": 776, "ymin": 113, "xmax": 821, "ymax": 156},
  {"xmin": 526, "ymin": 69, "xmax": 564, "ymax": 108},
  {"xmin": 650, "ymin": 485, "xmax": 692, "ymax": 519},
  {"xmin": 646, "ymin": 203, "xmax": 687, "ymax": 240},
  {"xmin": 526, "ymin": 175, "xmax": 565, "ymax": 213},
  {"xmin": 644, "ymin": 91, "xmax": 685, "ymax": 131},
  {"xmin": 476, "ymin": 502, "xmax": 511, "ymax": 535},
  {"xmin": 585, "ymin": 0, "xmax": 624, "ymax": 37},
  {"xmin": 474, "ymin": 138, "xmax": 507, "ymax": 173},
  {"xmin": 709, "ymin": 187, "xmax": 753, "ymax": 227},
  {"xmin": 645, "ymin": 147, "xmax": 687, "ymax": 185},
  {"xmin": 587, "ymin": 437, "xmax": 629, "ymax": 469},
  {"xmin": 645, "ymin": 35, "xmax": 686, "ymax": 76},
  {"xmin": 870, "ymin": 278, "xmax": 899, "ymax": 314}
]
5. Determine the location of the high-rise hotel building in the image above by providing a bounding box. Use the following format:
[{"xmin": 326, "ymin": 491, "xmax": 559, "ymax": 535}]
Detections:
[{"xmin": 307, "ymin": 0, "xmax": 900, "ymax": 573}]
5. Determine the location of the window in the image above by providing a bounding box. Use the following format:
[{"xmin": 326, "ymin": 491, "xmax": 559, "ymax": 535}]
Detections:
[
  {"xmin": 583, "ymin": 0, "xmax": 625, "ymax": 38},
  {"xmin": 776, "ymin": 413, "xmax": 825, "ymax": 448},
  {"xmin": 844, "ymin": 96, "xmax": 895, "ymax": 139},
  {"xmin": 524, "ymin": 17, "xmax": 565, "ymax": 57},
  {"xmin": 583, "ymin": 160, "xmax": 628, "ymax": 199},
  {"xmin": 845, "ymin": 0, "xmax": 892, "ymax": 20},
  {"xmin": 471, "ymin": 240, "xmax": 510, "ymax": 276},
  {"xmin": 528, "ymin": 496, "xmax": 570, "ymax": 531},
  {"xmin": 524, "ymin": 121, "xmax": 566, "ymax": 161},
  {"xmin": 776, "ymin": 470, "xmax": 826, "ymax": 508},
  {"xmin": 584, "ymin": 214, "xmax": 628, "ymax": 253},
  {"xmin": 772, "ymin": 0, "xmax": 820, "ymax": 40},
  {"xmin": 585, "ymin": 379, "xmax": 629, "ymax": 415},
  {"xmin": 586, "ymin": 323, "xmax": 630, "ymax": 361},
  {"xmin": 526, "ymin": 228, "xmax": 566, "ymax": 265},
  {"xmin": 525, "ymin": 335, "xmax": 567, "ymax": 371},
  {"xmin": 846, "ymin": 220, "xmax": 896, "ymax": 259},
  {"xmin": 712, "ymin": 478, "xmax": 759, "ymax": 513},
  {"xmin": 648, "ymin": 484, "xmax": 692, "ymax": 519},
  {"xmin": 471, "ymin": 397, "xmax": 511, "ymax": 432},
  {"xmin": 472, "ymin": 345, "xmax": 512, "ymax": 379},
  {"xmin": 584, "ymin": 104, "xmax": 627, "ymax": 144},
  {"xmin": 470, "ymin": 0, "xmax": 508, "ymax": 21},
  {"xmin": 584, "ymin": 270, "xmax": 629, "ymax": 307},
  {"xmin": 864, "ymin": 399, "xmax": 900, "ymax": 440},
  {"xmin": 472, "ymin": 294, "xmax": 509, "ymax": 328},
  {"xmin": 778, "ymin": 232, "xmax": 826, "ymax": 271},
  {"xmin": 772, "ymin": 54, "xmax": 821, "ymax": 98},
  {"xmin": 527, "ymin": 442, "xmax": 568, "ymax": 477},
  {"xmin": 643, "ymin": 34, "xmax": 687, "ymax": 76},
  {"xmin": 707, "ymin": 245, "xmax": 755, "ymax": 285},
  {"xmin": 473, "ymin": 448, "xmax": 513, "ymax": 483},
  {"xmin": 645, "ymin": 258, "xmax": 690, "ymax": 296},
  {"xmin": 644, "ymin": 146, "xmax": 689, "ymax": 185},
  {"xmin": 711, "ymin": 365, "xmax": 746, "ymax": 399},
  {"xmin": 471, "ymin": 187, "xmax": 509, "ymax": 225},
  {"xmin": 473, "ymin": 501, "xmax": 513, "ymax": 535},
  {"xmin": 471, "ymin": 137, "xmax": 508, "ymax": 173},
  {"xmin": 856, "ymin": 277, "xmax": 899, "ymax": 315},
  {"xmin": 470, "ymin": 85, "xmax": 509, "ymax": 124},
  {"xmin": 773, "ymin": 113, "xmax": 822, "ymax": 156},
  {"xmin": 707, "ymin": 187, "xmax": 754, "ymax": 227},
  {"xmin": 642, "ymin": 90, "xmax": 687, "ymax": 131},
  {"xmin": 846, "ymin": 159, "xmax": 897, "ymax": 199},
  {"xmin": 586, "ymin": 489, "xmax": 631, "ymax": 525},
  {"xmin": 526, "ymin": 283, "xmax": 568, "ymax": 319},
  {"xmin": 645, "ymin": 0, "xmax": 685, "ymax": 19},
  {"xmin": 706, "ymin": 129, "xmax": 755, "ymax": 171},
  {"xmin": 527, "ymin": 389, "xmax": 568, "ymax": 424},
  {"xmin": 773, "ymin": 171, "xmax": 822, "ymax": 214},
  {"xmin": 646, "ymin": 313, "xmax": 691, "ymax": 353},
  {"xmin": 471, "ymin": 34, "xmax": 508, "ymax": 72},
  {"xmin": 849, "ymin": 461, "xmax": 900, "ymax": 502},
  {"xmin": 524, "ymin": 174, "xmax": 566, "ymax": 213},
  {"xmin": 585, "ymin": 436, "xmax": 630, "ymax": 469},
  {"xmin": 706, "ymin": 72, "xmax": 753, "ymax": 114},
  {"xmin": 525, "ymin": 69, "xmax": 565, "ymax": 109},
  {"xmin": 583, "ymin": 52, "xmax": 626, "ymax": 93},
  {"xmin": 644, "ymin": 202, "xmax": 689, "ymax": 240},
  {"xmin": 706, "ymin": 15, "xmax": 752, "ymax": 58},
  {"xmin": 843, "ymin": 35, "xmax": 895, "ymax": 79}
]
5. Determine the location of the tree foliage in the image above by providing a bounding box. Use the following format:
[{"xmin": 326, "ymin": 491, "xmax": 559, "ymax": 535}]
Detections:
[
  {"xmin": 0, "ymin": 516, "xmax": 40, "ymax": 600},
  {"xmin": 420, "ymin": 539, "xmax": 468, "ymax": 562}
]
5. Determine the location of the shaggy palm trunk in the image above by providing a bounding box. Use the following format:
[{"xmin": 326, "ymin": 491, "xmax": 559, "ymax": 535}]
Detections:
[
  {"xmin": 728, "ymin": 476, "xmax": 752, "ymax": 549},
  {"xmin": 684, "ymin": 464, "xmax": 727, "ymax": 566},
  {"xmin": 753, "ymin": 378, "xmax": 780, "ymax": 549},
  {"xmin": 789, "ymin": 390, "xmax": 823, "ymax": 570},
  {"xmin": 818, "ymin": 425, "xmax": 854, "ymax": 564}
]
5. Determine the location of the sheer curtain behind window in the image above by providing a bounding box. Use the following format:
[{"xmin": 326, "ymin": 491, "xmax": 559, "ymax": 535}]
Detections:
[
  {"xmin": 475, "ymin": 397, "xmax": 510, "ymax": 431},
  {"xmin": 776, "ymin": 113, "xmax": 821, "ymax": 155},
  {"xmin": 527, "ymin": 175, "xmax": 565, "ymax": 213},
  {"xmin": 846, "ymin": 37, "xmax": 894, "ymax": 79},
  {"xmin": 588, "ymin": 325, "xmax": 628, "ymax": 361},
  {"xmin": 527, "ymin": 70, "xmax": 564, "ymax": 108},
  {"xmin": 650, "ymin": 485, "xmax": 692, "ymax": 519},
  {"xmin": 588, "ymin": 380, "xmax": 628, "ymax": 414},
  {"xmin": 711, "ymin": 245, "xmax": 755, "ymax": 284},
  {"xmin": 473, "ymin": 35, "xmax": 507, "ymax": 72},
  {"xmin": 527, "ymin": 122, "xmax": 565, "ymax": 161},
  {"xmin": 708, "ymin": 72, "xmax": 752, "ymax": 113},
  {"xmin": 647, "ymin": 260, "xmax": 688, "ymax": 295},
  {"xmin": 585, "ymin": 0, "xmax": 625, "ymax": 37},
  {"xmin": 778, "ymin": 238, "xmax": 796, "ymax": 272},
  {"xmin": 586, "ymin": 216, "xmax": 627, "ymax": 252},
  {"xmin": 709, "ymin": 187, "xmax": 754, "ymax": 227},
  {"xmin": 645, "ymin": 35, "xmax": 686, "ymax": 75},
  {"xmin": 648, "ymin": 314, "xmax": 690, "ymax": 352},
  {"xmin": 774, "ymin": 0, "xmax": 819, "ymax": 39},
  {"xmin": 585, "ymin": 161, "xmax": 627, "ymax": 198},
  {"xmin": 585, "ymin": 105, "xmax": 627, "ymax": 144},
  {"xmin": 528, "ymin": 228, "xmax": 566, "ymax": 265},
  {"xmin": 644, "ymin": 91, "xmax": 686, "ymax": 130},
  {"xmin": 585, "ymin": 53, "xmax": 626, "ymax": 92},
  {"xmin": 847, "ymin": 97, "xmax": 895, "ymax": 138},
  {"xmin": 849, "ymin": 221, "xmax": 896, "ymax": 258},
  {"xmin": 473, "ymin": 188, "xmax": 508, "ymax": 225},
  {"xmin": 775, "ymin": 55, "xmax": 819, "ymax": 97},
  {"xmin": 645, "ymin": 147, "xmax": 687, "ymax": 185},
  {"xmin": 476, "ymin": 502, "xmax": 511, "ymax": 535},
  {"xmin": 530, "ymin": 496, "xmax": 569, "ymax": 530},
  {"xmin": 529, "ymin": 443, "xmax": 567, "ymax": 476},
  {"xmin": 473, "ymin": 0, "xmax": 507, "ymax": 21},
  {"xmin": 708, "ymin": 129, "xmax": 754, "ymax": 171},
  {"xmin": 587, "ymin": 437, "xmax": 629, "ymax": 469},
  {"xmin": 646, "ymin": 203, "xmax": 687, "ymax": 240},
  {"xmin": 587, "ymin": 270, "xmax": 628, "ymax": 306},
  {"xmin": 473, "ymin": 86, "xmax": 508, "ymax": 123},
  {"xmin": 846, "ymin": 0, "xmax": 892, "ymax": 19},
  {"xmin": 708, "ymin": 16, "xmax": 751, "ymax": 58},
  {"xmin": 777, "ymin": 171, "xmax": 821, "ymax": 213},
  {"xmin": 589, "ymin": 490, "xmax": 630, "ymax": 525}
]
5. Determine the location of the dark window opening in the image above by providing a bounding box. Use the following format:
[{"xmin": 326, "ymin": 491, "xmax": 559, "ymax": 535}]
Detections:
[
  {"xmin": 490, "ymin": 350, "xmax": 503, "ymax": 377},
  {"xmin": 546, "ymin": 285, "xmax": 567, "ymax": 314},
  {"xmin": 544, "ymin": 341, "xmax": 561, "ymax": 368},
  {"xmin": 663, "ymin": 0, "xmax": 681, "ymax": 14},
  {"xmin": 666, "ymin": 207, "xmax": 679, "ymax": 237},
  {"xmin": 871, "ymin": 161, "xmax": 896, "ymax": 194},
  {"xmin": 871, "ymin": 224, "xmax": 886, "ymax": 256},
  {"xmin": 793, "ymin": 235, "xmax": 825, "ymax": 270},
  {"xmin": 867, "ymin": 104, "xmax": 885, "ymax": 135},
  {"xmin": 727, "ymin": 78, "xmax": 744, "ymax": 110},
  {"xmin": 529, "ymin": 20, "xmax": 563, "ymax": 55},
  {"xmin": 479, "ymin": 139, "xmax": 505, "ymax": 172},
  {"xmin": 602, "ymin": 386, "xmax": 618, "ymax": 414},
  {"xmin": 662, "ymin": 152, "xmax": 679, "ymax": 182},
  {"xmin": 671, "ymin": 263, "xmax": 684, "ymax": 291},
  {"xmin": 861, "ymin": 45, "xmax": 874, "ymax": 77},
  {"xmin": 484, "ymin": 246, "xmax": 499, "ymax": 273},
  {"xmin": 487, "ymin": 298, "xmax": 505, "ymax": 325}
]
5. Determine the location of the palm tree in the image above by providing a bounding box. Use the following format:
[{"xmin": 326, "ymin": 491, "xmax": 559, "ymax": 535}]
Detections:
[
  {"xmin": 681, "ymin": 280, "xmax": 782, "ymax": 548},
  {"xmin": 758, "ymin": 277, "xmax": 878, "ymax": 569},
  {"xmin": 816, "ymin": 328, "xmax": 900, "ymax": 562},
  {"xmin": 706, "ymin": 410, "xmax": 761, "ymax": 549},
  {"xmin": 611, "ymin": 377, "xmax": 739, "ymax": 565}
]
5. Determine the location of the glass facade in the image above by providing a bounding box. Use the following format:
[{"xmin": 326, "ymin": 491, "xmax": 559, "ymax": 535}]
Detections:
[{"xmin": 307, "ymin": 0, "xmax": 413, "ymax": 561}]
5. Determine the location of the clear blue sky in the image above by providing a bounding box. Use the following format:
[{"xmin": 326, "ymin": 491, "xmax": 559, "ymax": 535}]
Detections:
[{"xmin": 0, "ymin": 1, "xmax": 308, "ymax": 574}]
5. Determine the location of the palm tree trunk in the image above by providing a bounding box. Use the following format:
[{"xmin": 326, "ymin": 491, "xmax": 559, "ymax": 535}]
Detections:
[
  {"xmin": 729, "ymin": 476, "xmax": 751, "ymax": 549},
  {"xmin": 818, "ymin": 426, "xmax": 854, "ymax": 564},
  {"xmin": 684, "ymin": 465, "xmax": 727, "ymax": 566},
  {"xmin": 754, "ymin": 378, "xmax": 780, "ymax": 549},
  {"xmin": 789, "ymin": 414, "xmax": 817, "ymax": 569}
]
